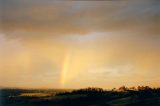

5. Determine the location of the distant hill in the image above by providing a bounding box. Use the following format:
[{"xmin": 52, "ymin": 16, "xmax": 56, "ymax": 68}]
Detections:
[{"xmin": 1, "ymin": 86, "xmax": 160, "ymax": 106}]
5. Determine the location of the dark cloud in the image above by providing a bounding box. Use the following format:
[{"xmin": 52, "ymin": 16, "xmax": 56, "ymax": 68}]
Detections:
[{"xmin": 0, "ymin": 0, "xmax": 159, "ymax": 38}]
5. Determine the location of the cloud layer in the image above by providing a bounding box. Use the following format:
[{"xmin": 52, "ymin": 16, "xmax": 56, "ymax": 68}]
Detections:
[{"xmin": 0, "ymin": 0, "xmax": 160, "ymax": 88}]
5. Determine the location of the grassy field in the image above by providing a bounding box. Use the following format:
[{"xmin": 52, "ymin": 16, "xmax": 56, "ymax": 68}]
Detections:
[{"xmin": 1, "ymin": 87, "xmax": 160, "ymax": 106}]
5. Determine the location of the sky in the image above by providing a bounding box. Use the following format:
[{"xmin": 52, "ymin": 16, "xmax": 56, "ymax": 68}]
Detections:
[{"xmin": 0, "ymin": 0, "xmax": 160, "ymax": 89}]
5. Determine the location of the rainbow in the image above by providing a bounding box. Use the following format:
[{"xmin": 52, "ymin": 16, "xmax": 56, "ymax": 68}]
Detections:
[{"xmin": 61, "ymin": 50, "xmax": 71, "ymax": 88}]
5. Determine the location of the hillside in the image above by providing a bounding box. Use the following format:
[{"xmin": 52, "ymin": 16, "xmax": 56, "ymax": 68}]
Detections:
[{"xmin": 1, "ymin": 87, "xmax": 160, "ymax": 106}]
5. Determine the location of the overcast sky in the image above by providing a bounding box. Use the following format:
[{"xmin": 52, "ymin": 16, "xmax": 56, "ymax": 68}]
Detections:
[{"xmin": 0, "ymin": 0, "xmax": 160, "ymax": 89}]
